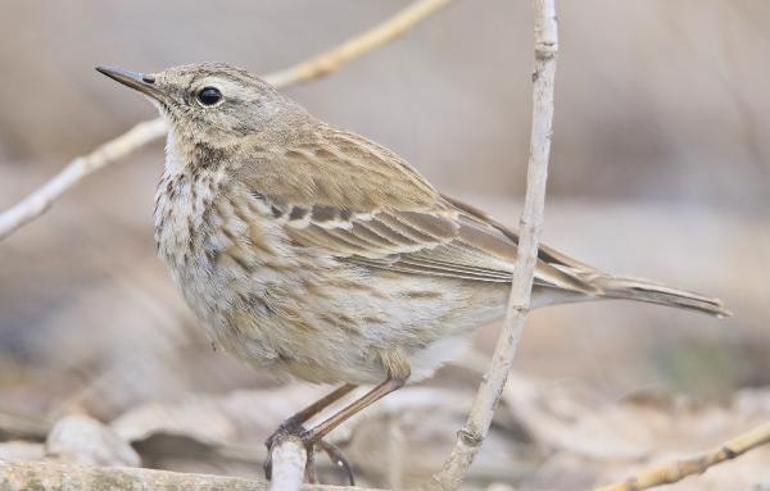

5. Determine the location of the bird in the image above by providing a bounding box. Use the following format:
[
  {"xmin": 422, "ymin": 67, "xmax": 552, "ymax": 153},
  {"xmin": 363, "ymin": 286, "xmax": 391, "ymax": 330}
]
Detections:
[{"xmin": 96, "ymin": 62, "xmax": 728, "ymax": 483}]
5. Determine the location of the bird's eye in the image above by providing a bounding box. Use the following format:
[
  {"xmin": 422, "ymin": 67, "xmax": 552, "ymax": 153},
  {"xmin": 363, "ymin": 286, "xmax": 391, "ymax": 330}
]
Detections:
[{"xmin": 197, "ymin": 87, "xmax": 222, "ymax": 106}]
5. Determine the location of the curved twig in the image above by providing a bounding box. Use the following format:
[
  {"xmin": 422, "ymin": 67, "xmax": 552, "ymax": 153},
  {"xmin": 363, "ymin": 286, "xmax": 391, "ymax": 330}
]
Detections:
[{"xmin": 264, "ymin": 0, "xmax": 451, "ymax": 88}]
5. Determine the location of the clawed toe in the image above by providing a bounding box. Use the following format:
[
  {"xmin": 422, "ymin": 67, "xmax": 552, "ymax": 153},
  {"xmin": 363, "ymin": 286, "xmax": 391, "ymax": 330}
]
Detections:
[{"xmin": 317, "ymin": 439, "xmax": 355, "ymax": 485}]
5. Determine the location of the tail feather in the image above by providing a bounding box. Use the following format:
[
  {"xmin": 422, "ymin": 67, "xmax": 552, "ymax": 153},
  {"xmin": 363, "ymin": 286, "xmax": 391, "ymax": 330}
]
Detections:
[{"xmin": 592, "ymin": 275, "xmax": 731, "ymax": 318}]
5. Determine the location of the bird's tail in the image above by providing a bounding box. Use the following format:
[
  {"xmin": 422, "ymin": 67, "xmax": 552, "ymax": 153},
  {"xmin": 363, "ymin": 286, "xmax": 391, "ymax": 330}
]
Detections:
[{"xmin": 591, "ymin": 274, "xmax": 731, "ymax": 317}]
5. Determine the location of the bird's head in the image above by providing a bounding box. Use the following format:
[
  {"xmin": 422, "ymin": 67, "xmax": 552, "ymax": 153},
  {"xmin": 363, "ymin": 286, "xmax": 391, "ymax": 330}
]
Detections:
[{"xmin": 96, "ymin": 63, "xmax": 305, "ymax": 146}]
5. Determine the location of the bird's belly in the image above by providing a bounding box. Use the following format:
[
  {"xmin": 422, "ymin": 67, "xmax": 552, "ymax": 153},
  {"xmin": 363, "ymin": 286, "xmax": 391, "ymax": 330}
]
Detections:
[
  {"xmin": 165, "ymin": 237, "xmax": 513, "ymax": 384},
  {"xmin": 167, "ymin": 241, "xmax": 510, "ymax": 384},
  {"xmin": 217, "ymin": 266, "xmax": 511, "ymax": 384}
]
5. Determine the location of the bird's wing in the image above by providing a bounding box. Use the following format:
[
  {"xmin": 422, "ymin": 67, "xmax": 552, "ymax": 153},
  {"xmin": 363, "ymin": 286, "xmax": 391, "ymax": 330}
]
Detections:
[{"xmin": 237, "ymin": 126, "xmax": 597, "ymax": 294}]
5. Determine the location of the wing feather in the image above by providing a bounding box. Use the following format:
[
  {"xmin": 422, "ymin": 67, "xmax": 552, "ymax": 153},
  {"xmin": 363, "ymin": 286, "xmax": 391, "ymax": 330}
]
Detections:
[{"xmin": 236, "ymin": 126, "xmax": 598, "ymax": 294}]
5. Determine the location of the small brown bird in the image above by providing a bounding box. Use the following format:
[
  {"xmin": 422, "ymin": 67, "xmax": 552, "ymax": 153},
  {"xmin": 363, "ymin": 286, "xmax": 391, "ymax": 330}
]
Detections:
[{"xmin": 97, "ymin": 63, "xmax": 728, "ymax": 481}]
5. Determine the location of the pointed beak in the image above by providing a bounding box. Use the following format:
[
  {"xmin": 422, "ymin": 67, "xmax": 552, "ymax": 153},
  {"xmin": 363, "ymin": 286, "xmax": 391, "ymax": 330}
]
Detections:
[{"xmin": 96, "ymin": 65, "xmax": 164, "ymax": 101}]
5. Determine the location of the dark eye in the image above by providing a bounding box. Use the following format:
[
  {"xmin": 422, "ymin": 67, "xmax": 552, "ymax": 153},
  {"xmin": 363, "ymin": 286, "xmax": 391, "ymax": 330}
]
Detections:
[{"xmin": 197, "ymin": 87, "xmax": 222, "ymax": 106}]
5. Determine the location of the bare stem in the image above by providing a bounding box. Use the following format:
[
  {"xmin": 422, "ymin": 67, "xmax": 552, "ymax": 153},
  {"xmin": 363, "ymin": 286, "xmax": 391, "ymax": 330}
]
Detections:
[
  {"xmin": 269, "ymin": 436, "xmax": 308, "ymax": 491},
  {"xmin": 0, "ymin": 118, "xmax": 167, "ymax": 240},
  {"xmin": 596, "ymin": 421, "xmax": 770, "ymax": 491},
  {"xmin": 264, "ymin": 0, "xmax": 452, "ymax": 88},
  {"xmin": 0, "ymin": 0, "xmax": 453, "ymax": 241},
  {"xmin": 0, "ymin": 460, "xmax": 377, "ymax": 491},
  {"xmin": 427, "ymin": 1, "xmax": 559, "ymax": 489}
]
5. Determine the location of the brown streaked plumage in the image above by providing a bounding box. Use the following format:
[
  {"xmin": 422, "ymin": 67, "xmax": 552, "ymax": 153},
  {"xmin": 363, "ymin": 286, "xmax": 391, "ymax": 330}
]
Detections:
[{"xmin": 97, "ymin": 63, "xmax": 729, "ymax": 483}]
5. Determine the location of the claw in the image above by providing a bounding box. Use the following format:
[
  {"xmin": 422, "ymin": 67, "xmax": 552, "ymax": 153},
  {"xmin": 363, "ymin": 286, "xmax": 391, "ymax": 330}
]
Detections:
[
  {"xmin": 303, "ymin": 442, "xmax": 317, "ymax": 483},
  {"xmin": 318, "ymin": 440, "xmax": 355, "ymax": 485},
  {"xmin": 263, "ymin": 452, "xmax": 273, "ymax": 481}
]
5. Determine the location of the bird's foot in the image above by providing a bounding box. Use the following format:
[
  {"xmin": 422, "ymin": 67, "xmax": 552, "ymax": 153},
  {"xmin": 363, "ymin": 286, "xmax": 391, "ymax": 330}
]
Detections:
[{"xmin": 264, "ymin": 424, "xmax": 355, "ymax": 485}]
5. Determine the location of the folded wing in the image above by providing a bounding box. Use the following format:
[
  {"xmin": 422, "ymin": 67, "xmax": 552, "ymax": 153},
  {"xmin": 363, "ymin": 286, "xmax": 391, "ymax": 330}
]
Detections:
[{"xmin": 237, "ymin": 125, "xmax": 598, "ymax": 295}]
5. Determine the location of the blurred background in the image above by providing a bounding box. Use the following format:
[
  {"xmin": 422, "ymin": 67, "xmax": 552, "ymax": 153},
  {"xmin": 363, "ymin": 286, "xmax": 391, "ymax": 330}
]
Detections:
[{"xmin": 0, "ymin": 1, "xmax": 768, "ymax": 489}]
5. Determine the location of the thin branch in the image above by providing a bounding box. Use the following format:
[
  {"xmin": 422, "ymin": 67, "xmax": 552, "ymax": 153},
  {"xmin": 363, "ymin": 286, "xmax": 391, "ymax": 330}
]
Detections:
[
  {"xmin": 269, "ymin": 436, "xmax": 307, "ymax": 491},
  {"xmin": 0, "ymin": 118, "xmax": 167, "ymax": 240},
  {"xmin": 0, "ymin": 460, "xmax": 377, "ymax": 491},
  {"xmin": 0, "ymin": 0, "xmax": 453, "ymax": 241},
  {"xmin": 596, "ymin": 421, "xmax": 770, "ymax": 491},
  {"xmin": 427, "ymin": 1, "xmax": 559, "ymax": 489},
  {"xmin": 264, "ymin": 0, "xmax": 452, "ymax": 88}
]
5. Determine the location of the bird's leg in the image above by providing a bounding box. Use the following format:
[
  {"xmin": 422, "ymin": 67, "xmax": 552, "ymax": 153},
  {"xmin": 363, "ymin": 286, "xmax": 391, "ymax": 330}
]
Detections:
[
  {"xmin": 294, "ymin": 352, "xmax": 410, "ymax": 484},
  {"xmin": 264, "ymin": 383, "xmax": 356, "ymax": 480},
  {"xmin": 265, "ymin": 383, "xmax": 356, "ymax": 448},
  {"xmin": 301, "ymin": 376, "xmax": 406, "ymax": 445},
  {"xmin": 266, "ymin": 353, "xmax": 409, "ymax": 484},
  {"xmin": 285, "ymin": 376, "xmax": 404, "ymax": 485}
]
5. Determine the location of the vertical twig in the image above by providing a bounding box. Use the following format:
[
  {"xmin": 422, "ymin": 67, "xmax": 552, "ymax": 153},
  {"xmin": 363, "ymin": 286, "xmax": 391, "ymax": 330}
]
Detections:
[
  {"xmin": 269, "ymin": 437, "xmax": 308, "ymax": 491},
  {"xmin": 427, "ymin": 1, "xmax": 559, "ymax": 489}
]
